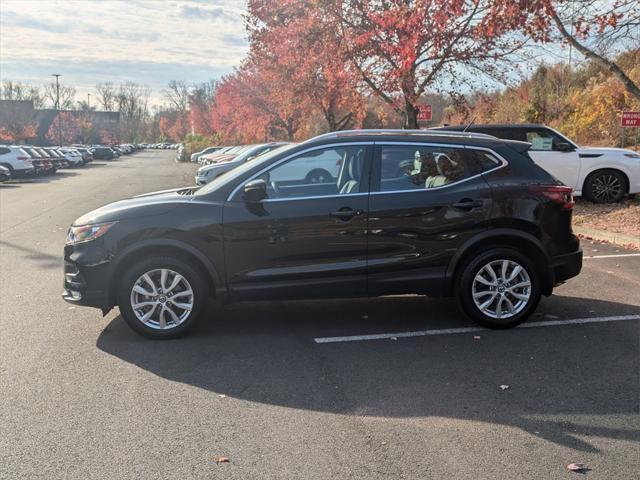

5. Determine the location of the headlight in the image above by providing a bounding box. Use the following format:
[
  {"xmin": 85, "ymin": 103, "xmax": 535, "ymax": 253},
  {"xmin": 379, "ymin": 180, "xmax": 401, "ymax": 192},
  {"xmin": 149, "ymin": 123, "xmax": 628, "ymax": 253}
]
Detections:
[
  {"xmin": 624, "ymin": 153, "xmax": 639, "ymax": 159},
  {"xmin": 66, "ymin": 222, "xmax": 116, "ymax": 245}
]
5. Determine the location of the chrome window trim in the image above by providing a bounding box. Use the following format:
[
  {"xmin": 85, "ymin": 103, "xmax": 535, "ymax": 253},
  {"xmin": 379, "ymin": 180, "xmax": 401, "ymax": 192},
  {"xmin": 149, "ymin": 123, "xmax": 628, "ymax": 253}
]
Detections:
[
  {"xmin": 226, "ymin": 142, "xmax": 373, "ymax": 202},
  {"xmin": 370, "ymin": 141, "xmax": 508, "ymax": 195}
]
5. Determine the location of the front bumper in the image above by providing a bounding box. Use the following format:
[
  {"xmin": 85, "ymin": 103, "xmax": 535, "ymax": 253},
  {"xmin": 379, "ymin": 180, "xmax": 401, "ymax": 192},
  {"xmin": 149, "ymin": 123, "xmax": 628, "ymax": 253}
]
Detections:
[
  {"xmin": 551, "ymin": 248, "xmax": 583, "ymax": 284},
  {"xmin": 195, "ymin": 175, "xmax": 210, "ymax": 186},
  {"xmin": 62, "ymin": 244, "xmax": 113, "ymax": 312}
]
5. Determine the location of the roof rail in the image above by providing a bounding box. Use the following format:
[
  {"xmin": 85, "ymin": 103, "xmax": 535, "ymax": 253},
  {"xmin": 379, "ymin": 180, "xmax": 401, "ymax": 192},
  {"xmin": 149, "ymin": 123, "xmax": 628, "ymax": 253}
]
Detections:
[{"xmin": 303, "ymin": 129, "xmax": 497, "ymax": 143}]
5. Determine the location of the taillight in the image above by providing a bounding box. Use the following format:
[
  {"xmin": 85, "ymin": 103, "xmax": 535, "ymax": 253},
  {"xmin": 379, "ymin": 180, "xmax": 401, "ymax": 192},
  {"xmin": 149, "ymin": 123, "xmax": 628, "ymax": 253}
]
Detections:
[{"xmin": 531, "ymin": 185, "xmax": 574, "ymax": 210}]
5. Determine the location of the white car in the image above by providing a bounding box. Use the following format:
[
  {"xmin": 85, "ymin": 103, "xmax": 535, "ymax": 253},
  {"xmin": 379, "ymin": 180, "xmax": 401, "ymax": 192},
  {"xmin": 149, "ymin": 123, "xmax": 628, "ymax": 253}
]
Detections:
[
  {"xmin": 434, "ymin": 124, "xmax": 640, "ymax": 203},
  {"xmin": 59, "ymin": 148, "xmax": 85, "ymax": 166},
  {"xmin": 0, "ymin": 145, "xmax": 35, "ymax": 177}
]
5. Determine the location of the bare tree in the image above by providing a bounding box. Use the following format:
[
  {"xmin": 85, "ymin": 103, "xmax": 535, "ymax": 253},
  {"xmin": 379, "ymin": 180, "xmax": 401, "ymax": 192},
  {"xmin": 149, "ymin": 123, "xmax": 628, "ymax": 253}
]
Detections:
[
  {"xmin": 95, "ymin": 82, "xmax": 117, "ymax": 111},
  {"xmin": 116, "ymin": 81, "xmax": 152, "ymax": 142},
  {"xmin": 44, "ymin": 82, "xmax": 77, "ymax": 109},
  {"xmin": 0, "ymin": 80, "xmax": 45, "ymax": 108},
  {"xmin": 547, "ymin": 0, "xmax": 640, "ymax": 101},
  {"xmin": 163, "ymin": 80, "xmax": 190, "ymax": 112}
]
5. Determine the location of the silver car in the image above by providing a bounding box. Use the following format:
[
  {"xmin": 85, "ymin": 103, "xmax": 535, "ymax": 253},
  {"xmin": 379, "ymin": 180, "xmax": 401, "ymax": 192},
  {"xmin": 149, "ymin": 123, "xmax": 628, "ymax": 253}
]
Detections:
[{"xmin": 195, "ymin": 143, "xmax": 290, "ymax": 186}]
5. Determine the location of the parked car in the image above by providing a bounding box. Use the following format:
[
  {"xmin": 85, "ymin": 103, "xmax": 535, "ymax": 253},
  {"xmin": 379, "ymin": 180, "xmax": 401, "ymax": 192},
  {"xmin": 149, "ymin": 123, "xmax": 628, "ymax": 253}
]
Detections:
[
  {"xmin": 191, "ymin": 146, "xmax": 224, "ymax": 163},
  {"xmin": 195, "ymin": 143, "xmax": 291, "ymax": 186},
  {"xmin": 44, "ymin": 148, "xmax": 69, "ymax": 169},
  {"xmin": 198, "ymin": 146, "xmax": 236, "ymax": 165},
  {"xmin": 63, "ymin": 129, "xmax": 582, "ymax": 339},
  {"xmin": 90, "ymin": 146, "xmax": 116, "ymax": 160},
  {"xmin": 0, "ymin": 145, "xmax": 35, "ymax": 177},
  {"xmin": 74, "ymin": 147, "xmax": 94, "ymax": 163},
  {"xmin": 58, "ymin": 148, "xmax": 85, "ymax": 167},
  {"xmin": 0, "ymin": 164, "xmax": 11, "ymax": 182},
  {"xmin": 432, "ymin": 124, "xmax": 640, "ymax": 203},
  {"xmin": 26, "ymin": 147, "xmax": 57, "ymax": 175}
]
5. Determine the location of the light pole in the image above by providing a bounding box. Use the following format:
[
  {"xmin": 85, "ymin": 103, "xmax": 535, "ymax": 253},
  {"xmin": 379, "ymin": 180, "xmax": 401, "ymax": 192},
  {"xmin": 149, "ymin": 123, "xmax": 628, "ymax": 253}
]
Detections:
[
  {"xmin": 87, "ymin": 93, "xmax": 91, "ymax": 109},
  {"xmin": 52, "ymin": 74, "xmax": 62, "ymax": 146}
]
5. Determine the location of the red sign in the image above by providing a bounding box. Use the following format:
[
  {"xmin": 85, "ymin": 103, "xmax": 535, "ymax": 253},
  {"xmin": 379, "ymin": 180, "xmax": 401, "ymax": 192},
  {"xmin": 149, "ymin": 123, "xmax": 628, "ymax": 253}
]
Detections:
[
  {"xmin": 417, "ymin": 104, "xmax": 432, "ymax": 121},
  {"xmin": 621, "ymin": 111, "xmax": 640, "ymax": 127}
]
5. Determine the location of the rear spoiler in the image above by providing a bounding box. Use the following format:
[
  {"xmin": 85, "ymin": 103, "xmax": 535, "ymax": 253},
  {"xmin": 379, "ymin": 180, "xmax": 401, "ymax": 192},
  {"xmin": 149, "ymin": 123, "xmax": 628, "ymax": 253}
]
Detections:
[{"xmin": 502, "ymin": 140, "xmax": 532, "ymax": 154}]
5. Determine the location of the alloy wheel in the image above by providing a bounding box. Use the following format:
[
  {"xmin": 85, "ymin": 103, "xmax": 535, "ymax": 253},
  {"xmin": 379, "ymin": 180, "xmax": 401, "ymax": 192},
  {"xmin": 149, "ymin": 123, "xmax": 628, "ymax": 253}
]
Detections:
[
  {"xmin": 129, "ymin": 268, "xmax": 194, "ymax": 330},
  {"xmin": 591, "ymin": 174, "xmax": 622, "ymax": 203},
  {"xmin": 472, "ymin": 259, "xmax": 531, "ymax": 319}
]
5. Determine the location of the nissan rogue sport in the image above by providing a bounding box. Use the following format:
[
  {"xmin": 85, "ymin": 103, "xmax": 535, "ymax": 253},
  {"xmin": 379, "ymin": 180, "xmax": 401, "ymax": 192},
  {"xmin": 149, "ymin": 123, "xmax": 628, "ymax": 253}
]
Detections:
[{"xmin": 63, "ymin": 130, "xmax": 582, "ymax": 338}]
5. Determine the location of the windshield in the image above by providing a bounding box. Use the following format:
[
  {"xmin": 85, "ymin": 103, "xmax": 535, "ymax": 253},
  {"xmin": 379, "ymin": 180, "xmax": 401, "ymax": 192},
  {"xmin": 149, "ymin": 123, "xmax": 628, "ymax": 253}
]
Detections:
[{"xmin": 194, "ymin": 143, "xmax": 298, "ymax": 197}]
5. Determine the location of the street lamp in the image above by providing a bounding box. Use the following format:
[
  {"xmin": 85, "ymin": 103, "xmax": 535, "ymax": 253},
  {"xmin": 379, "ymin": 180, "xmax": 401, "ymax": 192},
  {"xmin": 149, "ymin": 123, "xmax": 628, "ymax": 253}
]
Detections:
[{"xmin": 52, "ymin": 74, "xmax": 62, "ymax": 147}]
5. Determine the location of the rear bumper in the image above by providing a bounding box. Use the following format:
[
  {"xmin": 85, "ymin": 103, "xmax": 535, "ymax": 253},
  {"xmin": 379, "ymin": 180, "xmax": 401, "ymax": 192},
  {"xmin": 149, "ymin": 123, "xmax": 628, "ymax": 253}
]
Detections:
[{"xmin": 551, "ymin": 248, "xmax": 583, "ymax": 284}]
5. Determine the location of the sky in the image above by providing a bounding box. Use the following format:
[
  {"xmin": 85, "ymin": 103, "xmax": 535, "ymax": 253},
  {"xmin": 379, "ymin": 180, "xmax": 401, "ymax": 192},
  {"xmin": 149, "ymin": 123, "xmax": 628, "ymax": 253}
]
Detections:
[{"xmin": 0, "ymin": 0, "xmax": 248, "ymax": 106}]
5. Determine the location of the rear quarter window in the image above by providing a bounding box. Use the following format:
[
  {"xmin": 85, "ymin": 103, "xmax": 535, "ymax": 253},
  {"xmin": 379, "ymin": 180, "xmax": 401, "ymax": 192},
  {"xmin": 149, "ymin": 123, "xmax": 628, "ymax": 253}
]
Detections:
[{"xmin": 0, "ymin": 147, "xmax": 11, "ymax": 155}]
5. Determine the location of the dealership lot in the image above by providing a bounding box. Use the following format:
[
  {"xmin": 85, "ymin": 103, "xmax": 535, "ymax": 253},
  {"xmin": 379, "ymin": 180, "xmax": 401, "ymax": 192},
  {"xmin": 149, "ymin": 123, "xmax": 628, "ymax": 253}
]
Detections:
[{"xmin": 1, "ymin": 150, "xmax": 638, "ymax": 479}]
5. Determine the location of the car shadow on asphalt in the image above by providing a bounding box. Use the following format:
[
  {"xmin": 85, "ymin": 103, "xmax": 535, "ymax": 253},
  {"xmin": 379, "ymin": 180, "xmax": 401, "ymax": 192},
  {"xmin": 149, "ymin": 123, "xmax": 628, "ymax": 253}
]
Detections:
[
  {"xmin": 96, "ymin": 295, "xmax": 640, "ymax": 453},
  {"xmin": 6, "ymin": 171, "xmax": 80, "ymax": 184},
  {"xmin": 0, "ymin": 240, "xmax": 62, "ymax": 269}
]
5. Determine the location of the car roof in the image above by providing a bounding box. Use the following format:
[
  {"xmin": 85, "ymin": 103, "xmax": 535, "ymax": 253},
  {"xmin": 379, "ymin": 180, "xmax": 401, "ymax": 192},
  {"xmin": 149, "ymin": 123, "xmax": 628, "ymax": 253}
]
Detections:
[
  {"xmin": 300, "ymin": 129, "xmax": 502, "ymax": 147},
  {"xmin": 431, "ymin": 124, "xmax": 547, "ymax": 131}
]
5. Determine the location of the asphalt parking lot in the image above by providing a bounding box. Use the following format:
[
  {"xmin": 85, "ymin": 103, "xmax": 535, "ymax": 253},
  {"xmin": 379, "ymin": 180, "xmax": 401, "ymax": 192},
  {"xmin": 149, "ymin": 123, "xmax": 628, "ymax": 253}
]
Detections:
[{"xmin": 1, "ymin": 150, "xmax": 638, "ymax": 479}]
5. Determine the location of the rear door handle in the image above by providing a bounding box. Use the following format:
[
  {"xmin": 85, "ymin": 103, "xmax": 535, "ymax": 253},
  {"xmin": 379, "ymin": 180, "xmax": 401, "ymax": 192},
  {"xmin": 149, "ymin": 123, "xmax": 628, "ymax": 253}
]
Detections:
[
  {"xmin": 330, "ymin": 208, "xmax": 364, "ymax": 219},
  {"xmin": 452, "ymin": 199, "xmax": 484, "ymax": 210}
]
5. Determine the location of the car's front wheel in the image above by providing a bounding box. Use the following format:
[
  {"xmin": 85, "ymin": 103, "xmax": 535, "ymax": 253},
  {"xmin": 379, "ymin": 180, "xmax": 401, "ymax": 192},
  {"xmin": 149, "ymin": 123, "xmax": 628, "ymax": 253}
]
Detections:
[
  {"xmin": 584, "ymin": 169, "xmax": 626, "ymax": 203},
  {"xmin": 117, "ymin": 256, "xmax": 207, "ymax": 339},
  {"xmin": 457, "ymin": 248, "xmax": 541, "ymax": 329}
]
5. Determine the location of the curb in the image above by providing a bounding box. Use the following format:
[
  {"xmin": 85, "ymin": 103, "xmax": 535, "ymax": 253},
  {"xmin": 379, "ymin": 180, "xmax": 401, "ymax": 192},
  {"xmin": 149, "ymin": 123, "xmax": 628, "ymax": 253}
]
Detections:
[{"xmin": 574, "ymin": 225, "xmax": 640, "ymax": 250}]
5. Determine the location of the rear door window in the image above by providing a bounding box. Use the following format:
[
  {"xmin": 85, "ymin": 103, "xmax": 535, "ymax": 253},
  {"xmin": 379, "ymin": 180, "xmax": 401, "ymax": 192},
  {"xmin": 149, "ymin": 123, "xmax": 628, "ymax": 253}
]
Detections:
[{"xmin": 375, "ymin": 145, "xmax": 498, "ymax": 192}]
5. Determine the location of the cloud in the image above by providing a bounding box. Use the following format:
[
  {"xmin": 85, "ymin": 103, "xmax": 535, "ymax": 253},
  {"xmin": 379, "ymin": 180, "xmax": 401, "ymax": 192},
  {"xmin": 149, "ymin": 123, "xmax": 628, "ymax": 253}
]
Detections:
[
  {"xmin": 180, "ymin": 5, "xmax": 235, "ymax": 22},
  {"xmin": 1, "ymin": 11, "xmax": 70, "ymax": 33}
]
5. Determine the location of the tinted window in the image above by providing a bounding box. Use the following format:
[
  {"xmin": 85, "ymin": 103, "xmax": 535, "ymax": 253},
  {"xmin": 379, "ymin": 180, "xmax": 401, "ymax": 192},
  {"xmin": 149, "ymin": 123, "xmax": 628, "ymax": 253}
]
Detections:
[
  {"xmin": 0, "ymin": 147, "xmax": 10, "ymax": 155},
  {"xmin": 258, "ymin": 145, "xmax": 366, "ymax": 199},
  {"xmin": 377, "ymin": 145, "xmax": 498, "ymax": 192}
]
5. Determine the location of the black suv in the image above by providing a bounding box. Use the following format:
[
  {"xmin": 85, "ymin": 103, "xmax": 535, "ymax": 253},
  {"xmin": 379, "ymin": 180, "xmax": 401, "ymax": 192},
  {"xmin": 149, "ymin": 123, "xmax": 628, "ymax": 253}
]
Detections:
[{"xmin": 63, "ymin": 130, "xmax": 582, "ymax": 338}]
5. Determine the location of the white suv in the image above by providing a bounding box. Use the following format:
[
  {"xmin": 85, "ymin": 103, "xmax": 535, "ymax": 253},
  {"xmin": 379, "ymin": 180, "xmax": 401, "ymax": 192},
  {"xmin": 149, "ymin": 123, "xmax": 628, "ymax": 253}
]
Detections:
[
  {"xmin": 0, "ymin": 145, "xmax": 35, "ymax": 177},
  {"xmin": 434, "ymin": 124, "xmax": 640, "ymax": 203}
]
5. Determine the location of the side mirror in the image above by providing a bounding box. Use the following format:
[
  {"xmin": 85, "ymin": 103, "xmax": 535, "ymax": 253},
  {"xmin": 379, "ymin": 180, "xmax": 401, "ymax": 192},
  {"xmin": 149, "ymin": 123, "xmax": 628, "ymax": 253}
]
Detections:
[
  {"xmin": 243, "ymin": 179, "xmax": 267, "ymax": 202},
  {"xmin": 555, "ymin": 142, "xmax": 575, "ymax": 152}
]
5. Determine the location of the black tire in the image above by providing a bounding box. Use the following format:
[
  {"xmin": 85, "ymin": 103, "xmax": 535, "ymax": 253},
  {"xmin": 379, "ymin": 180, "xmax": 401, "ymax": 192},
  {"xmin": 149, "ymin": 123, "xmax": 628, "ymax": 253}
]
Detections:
[
  {"xmin": 305, "ymin": 168, "xmax": 333, "ymax": 184},
  {"xmin": 116, "ymin": 256, "xmax": 208, "ymax": 339},
  {"xmin": 584, "ymin": 169, "xmax": 627, "ymax": 203},
  {"xmin": 456, "ymin": 247, "xmax": 541, "ymax": 329}
]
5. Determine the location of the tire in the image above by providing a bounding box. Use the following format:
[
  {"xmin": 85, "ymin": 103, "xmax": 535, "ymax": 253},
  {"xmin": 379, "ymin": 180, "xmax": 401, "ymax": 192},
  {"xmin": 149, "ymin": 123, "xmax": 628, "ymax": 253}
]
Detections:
[
  {"xmin": 116, "ymin": 256, "xmax": 207, "ymax": 339},
  {"xmin": 456, "ymin": 247, "xmax": 541, "ymax": 329},
  {"xmin": 305, "ymin": 168, "xmax": 333, "ymax": 184},
  {"xmin": 584, "ymin": 169, "xmax": 627, "ymax": 203}
]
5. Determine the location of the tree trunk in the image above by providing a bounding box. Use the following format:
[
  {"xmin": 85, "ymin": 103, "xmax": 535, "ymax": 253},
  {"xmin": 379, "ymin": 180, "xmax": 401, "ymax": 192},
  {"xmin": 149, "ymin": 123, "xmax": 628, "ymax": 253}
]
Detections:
[{"xmin": 404, "ymin": 99, "xmax": 419, "ymax": 129}]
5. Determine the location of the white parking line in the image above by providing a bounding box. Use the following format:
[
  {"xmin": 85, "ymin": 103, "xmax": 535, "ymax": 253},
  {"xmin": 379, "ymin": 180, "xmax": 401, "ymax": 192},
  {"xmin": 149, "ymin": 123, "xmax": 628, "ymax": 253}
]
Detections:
[
  {"xmin": 313, "ymin": 314, "xmax": 640, "ymax": 344},
  {"xmin": 585, "ymin": 253, "xmax": 640, "ymax": 259}
]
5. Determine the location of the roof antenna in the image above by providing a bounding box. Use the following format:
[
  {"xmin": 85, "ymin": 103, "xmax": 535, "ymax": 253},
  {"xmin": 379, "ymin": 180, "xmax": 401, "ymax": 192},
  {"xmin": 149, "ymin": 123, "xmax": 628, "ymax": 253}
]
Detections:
[{"xmin": 462, "ymin": 115, "xmax": 477, "ymax": 132}]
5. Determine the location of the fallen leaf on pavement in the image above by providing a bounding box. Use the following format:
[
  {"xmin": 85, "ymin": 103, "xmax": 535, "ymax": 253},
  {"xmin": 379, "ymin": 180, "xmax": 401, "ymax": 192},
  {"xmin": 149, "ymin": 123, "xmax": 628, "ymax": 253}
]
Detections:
[
  {"xmin": 390, "ymin": 336, "xmax": 397, "ymax": 341},
  {"xmin": 473, "ymin": 335, "xmax": 481, "ymax": 340},
  {"xmin": 499, "ymin": 385, "xmax": 510, "ymax": 390},
  {"xmin": 213, "ymin": 456, "xmax": 230, "ymax": 464},
  {"xmin": 566, "ymin": 463, "xmax": 587, "ymax": 473}
]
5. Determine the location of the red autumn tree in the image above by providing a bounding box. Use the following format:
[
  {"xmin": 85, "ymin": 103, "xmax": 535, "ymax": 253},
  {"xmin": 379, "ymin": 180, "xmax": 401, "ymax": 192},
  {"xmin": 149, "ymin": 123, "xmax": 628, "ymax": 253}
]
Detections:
[
  {"xmin": 246, "ymin": 0, "xmax": 365, "ymax": 132},
  {"xmin": 326, "ymin": 0, "xmax": 534, "ymax": 128},
  {"xmin": 46, "ymin": 112, "xmax": 81, "ymax": 145},
  {"xmin": 213, "ymin": 57, "xmax": 312, "ymax": 142}
]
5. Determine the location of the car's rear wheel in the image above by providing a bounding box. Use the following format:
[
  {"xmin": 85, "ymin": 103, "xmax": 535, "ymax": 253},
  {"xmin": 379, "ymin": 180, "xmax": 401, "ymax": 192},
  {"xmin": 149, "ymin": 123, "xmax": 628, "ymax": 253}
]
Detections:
[
  {"xmin": 117, "ymin": 256, "xmax": 207, "ymax": 339},
  {"xmin": 457, "ymin": 248, "xmax": 541, "ymax": 329},
  {"xmin": 584, "ymin": 169, "xmax": 626, "ymax": 203}
]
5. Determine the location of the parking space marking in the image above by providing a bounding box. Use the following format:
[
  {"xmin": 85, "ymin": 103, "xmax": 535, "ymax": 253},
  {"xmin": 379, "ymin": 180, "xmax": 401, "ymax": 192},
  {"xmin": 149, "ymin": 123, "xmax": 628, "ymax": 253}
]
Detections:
[
  {"xmin": 313, "ymin": 314, "xmax": 640, "ymax": 344},
  {"xmin": 584, "ymin": 253, "xmax": 640, "ymax": 259}
]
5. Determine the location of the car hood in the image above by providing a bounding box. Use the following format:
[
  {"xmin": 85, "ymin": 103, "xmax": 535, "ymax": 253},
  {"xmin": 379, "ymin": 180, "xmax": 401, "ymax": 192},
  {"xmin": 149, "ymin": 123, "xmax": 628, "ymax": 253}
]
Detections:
[
  {"xmin": 73, "ymin": 187, "xmax": 198, "ymax": 225},
  {"xmin": 578, "ymin": 146, "xmax": 638, "ymax": 156},
  {"xmin": 197, "ymin": 160, "xmax": 239, "ymax": 174}
]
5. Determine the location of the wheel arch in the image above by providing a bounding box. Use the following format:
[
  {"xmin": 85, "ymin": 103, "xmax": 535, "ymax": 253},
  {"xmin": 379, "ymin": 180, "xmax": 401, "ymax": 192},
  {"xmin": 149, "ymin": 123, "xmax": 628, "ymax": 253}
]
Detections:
[
  {"xmin": 108, "ymin": 239, "xmax": 225, "ymax": 307},
  {"xmin": 582, "ymin": 167, "xmax": 630, "ymax": 195},
  {"xmin": 445, "ymin": 229, "xmax": 554, "ymax": 296}
]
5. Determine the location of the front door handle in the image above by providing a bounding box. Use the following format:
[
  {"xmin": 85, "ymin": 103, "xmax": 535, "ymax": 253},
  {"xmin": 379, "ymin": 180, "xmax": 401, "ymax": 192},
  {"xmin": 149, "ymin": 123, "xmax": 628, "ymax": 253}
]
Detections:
[
  {"xmin": 452, "ymin": 199, "xmax": 484, "ymax": 210},
  {"xmin": 330, "ymin": 208, "xmax": 364, "ymax": 220}
]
